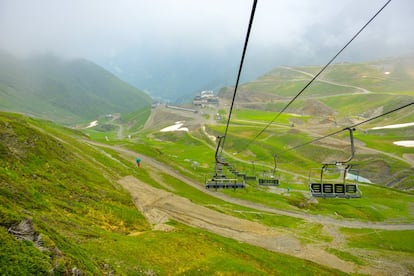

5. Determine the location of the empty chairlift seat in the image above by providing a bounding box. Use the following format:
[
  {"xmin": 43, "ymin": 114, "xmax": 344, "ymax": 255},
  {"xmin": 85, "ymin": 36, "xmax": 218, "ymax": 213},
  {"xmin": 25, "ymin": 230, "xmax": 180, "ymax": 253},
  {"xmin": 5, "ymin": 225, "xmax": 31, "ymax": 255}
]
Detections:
[
  {"xmin": 205, "ymin": 177, "xmax": 245, "ymax": 190},
  {"xmin": 346, "ymin": 184, "xmax": 357, "ymax": 193},
  {"xmin": 345, "ymin": 184, "xmax": 362, "ymax": 198},
  {"xmin": 308, "ymin": 128, "xmax": 362, "ymax": 198},
  {"xmin": 334, "ymin": 184, "xmax": 345, "ymax": 194},
  {"xmin": 245, "ymin": 175, "xmax": 257, "ymax": 181},
  {"xmin": 310, "ymin": 183, "xmax": 322, "ymax": 194},
  {"xmin": 258, "ymin": 178, "xmax": 279, "ymax": 186},
  {"xmin": 322, "ymin": 183, "xmax": 333, "ymax": 193},
  {"xmin": 310, "ymin": 182, "xmax": 361, "ymax": 198}
]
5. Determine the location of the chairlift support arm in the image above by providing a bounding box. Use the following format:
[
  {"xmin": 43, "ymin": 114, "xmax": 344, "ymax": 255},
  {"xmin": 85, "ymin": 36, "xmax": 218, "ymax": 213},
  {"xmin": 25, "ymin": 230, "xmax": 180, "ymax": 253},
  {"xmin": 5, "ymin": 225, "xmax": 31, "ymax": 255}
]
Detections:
[
  {"xmin": 341, "ymin": 127, "xmax": 355, "ymax": 164},
  {"xmin": 320, "ymin": 164, "xmax": 328, "ymax": 184},
  {"xmin": 334, "ymin": 127, "xmax": 356, "ymax": 166},
  {"xmin": 272, "ymin": 154, "xmax": 278, "ymax": 175},
  {"xmin": 343, "ymin": 164, "xmax": 351, "ymax": 184},
  {"xmin": 215, "ymin": 136, "xmax": 228, "ymax": 166}
]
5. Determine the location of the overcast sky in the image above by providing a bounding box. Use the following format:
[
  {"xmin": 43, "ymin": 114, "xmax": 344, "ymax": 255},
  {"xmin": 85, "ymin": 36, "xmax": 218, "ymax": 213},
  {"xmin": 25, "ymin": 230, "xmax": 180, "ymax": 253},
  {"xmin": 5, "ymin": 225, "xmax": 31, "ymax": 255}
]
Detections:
[{"xmin": 1, "ymin": 0, "xmax": 413, "ymax": 66}]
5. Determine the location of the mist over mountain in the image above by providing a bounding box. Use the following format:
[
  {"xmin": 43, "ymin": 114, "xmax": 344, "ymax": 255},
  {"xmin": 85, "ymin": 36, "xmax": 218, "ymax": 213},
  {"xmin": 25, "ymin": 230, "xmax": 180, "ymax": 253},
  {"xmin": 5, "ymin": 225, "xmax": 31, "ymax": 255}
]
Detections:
[
  {"xmin": 3, "ymin": 1, "xmax": 413, "ymax": 102},
  {"xmin": 0, "ymin": 50, "xmax": 152, "ymax": 124},
  {"xmin": 96, "ymin": 45, "xmax": 242, "ymax": 103},
  {"xmin": 96, "ymin": 40, "xmax": 414, "ymax": 103}
]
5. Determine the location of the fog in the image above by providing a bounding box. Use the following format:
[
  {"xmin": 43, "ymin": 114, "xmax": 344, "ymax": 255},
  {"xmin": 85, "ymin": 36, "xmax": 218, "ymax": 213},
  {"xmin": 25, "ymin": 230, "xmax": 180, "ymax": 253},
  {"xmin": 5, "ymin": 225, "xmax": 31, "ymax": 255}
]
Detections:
[{"xmin": 1, "ymin": 0, "xmax": 413, "ymax": 99}]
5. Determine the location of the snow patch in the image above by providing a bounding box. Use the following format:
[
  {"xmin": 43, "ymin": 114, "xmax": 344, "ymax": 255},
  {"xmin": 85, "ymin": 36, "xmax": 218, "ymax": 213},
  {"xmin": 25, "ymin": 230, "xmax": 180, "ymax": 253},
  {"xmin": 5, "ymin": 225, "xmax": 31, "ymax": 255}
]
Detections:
[
  {"xmin": 346, "ymin": 173, "xmax": 372, "ymax": 183},
  {"xmin": 85, "ymin": 120, "xmax": 98, "ymax": 128},
  {"xmin": 393, "ymin": 141, "xmax": 414, "ymax": 148},
  {"xmin": 372, "ymin": 122, "xmax": 414, "ymax": 130},
  {"xmin": 160, "ymin": 121, "xmax": 189, "ymax": 132},
  {"xmin": 287, "ymin": 113, "xmax": 302, "ymax": 117},
  {"xmin": 202, "ymin": 125, "xmax": 216, "ymax": 142}
]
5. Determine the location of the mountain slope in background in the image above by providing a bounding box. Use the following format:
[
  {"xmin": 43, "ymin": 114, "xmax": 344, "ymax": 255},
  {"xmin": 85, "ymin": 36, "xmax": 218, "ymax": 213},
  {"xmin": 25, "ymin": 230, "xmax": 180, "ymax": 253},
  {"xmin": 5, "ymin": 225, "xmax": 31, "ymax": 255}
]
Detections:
[
  {"xmin": 214, "ymin": 56, "xmax": 414, "ymax": 188},
  {"xmin": 0, "ymin": 51, "xmax": 152, "ymax": 124},
  {"xmin": 219, "ymin": 56, "xmax": 414, "ymax": 116}
]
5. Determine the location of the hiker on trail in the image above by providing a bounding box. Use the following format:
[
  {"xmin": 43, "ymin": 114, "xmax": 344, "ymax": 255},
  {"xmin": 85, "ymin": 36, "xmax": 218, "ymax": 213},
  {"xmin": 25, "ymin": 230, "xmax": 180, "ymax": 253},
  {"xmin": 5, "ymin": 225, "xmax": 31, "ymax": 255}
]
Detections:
[{"xmin": 136, "ymin": 157, "xmax": 141, "ymax": 168}]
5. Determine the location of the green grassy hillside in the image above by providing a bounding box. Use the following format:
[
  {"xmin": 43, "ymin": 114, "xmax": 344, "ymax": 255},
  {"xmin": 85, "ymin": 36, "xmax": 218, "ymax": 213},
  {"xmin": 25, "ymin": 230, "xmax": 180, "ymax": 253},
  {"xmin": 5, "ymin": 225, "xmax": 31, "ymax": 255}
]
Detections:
[
  {"xmin": 215, "ymin": 57, "xmax": 414, "ymax": 189},
  {"xmin": 108, "ymin": 106, "xmax": 414, "ymax": 273},
  {"xmin": 0, "ymin": 51, "xmax": 152, "ymax": 124},
  {"xmin": 1, "ymin": 55, "xmax": 413, "ymax": 274},
  {"xmin": 220, "ymin": 56, "xmax": 414, "ymax": 115},
  {"xmin": 1, "ymin": 112, "xmax": 349, "ymax": 275}
]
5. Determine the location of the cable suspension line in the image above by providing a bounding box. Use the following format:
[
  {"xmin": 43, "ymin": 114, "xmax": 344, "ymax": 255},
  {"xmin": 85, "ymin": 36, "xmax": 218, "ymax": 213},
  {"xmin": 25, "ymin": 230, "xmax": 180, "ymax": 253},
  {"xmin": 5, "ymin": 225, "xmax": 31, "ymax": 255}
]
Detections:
[
  {"xmin": 240, "ymin": 0, "xmax": 392, "ymax": 153},
  {"xmin": 220, "ymin": 0, "xmax": 258, "ymax": 154},
  {"xmin": 277, "ymin": 101, "xmax": 414, "ymax": 155}
]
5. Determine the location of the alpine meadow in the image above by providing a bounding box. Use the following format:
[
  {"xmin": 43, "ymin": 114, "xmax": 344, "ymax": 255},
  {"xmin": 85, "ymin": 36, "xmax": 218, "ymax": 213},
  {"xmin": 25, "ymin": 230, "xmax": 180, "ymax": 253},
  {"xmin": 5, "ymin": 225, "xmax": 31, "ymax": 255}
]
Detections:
[{"xmin": 1, "ymin": 0, "xmax": 414, "ymax": 275}]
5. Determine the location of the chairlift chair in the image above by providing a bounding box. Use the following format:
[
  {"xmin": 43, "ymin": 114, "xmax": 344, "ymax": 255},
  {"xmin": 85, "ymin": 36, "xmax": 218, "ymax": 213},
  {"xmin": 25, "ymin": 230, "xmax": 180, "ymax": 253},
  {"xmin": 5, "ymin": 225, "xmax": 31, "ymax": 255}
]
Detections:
[
  {"xmin": 309, "ymin": 164, "xmax": 362, "ymax": 198},
  {"xmin": 245, "ymin": 161, "xmax": 257, "ymax": 181},
  {"xmin": 257, "ymin": 154, "xmax": 280, "ymax": 186},
  {"xmin": 309, "ymin": 128, "xmax": 361, "ymax": 198},
  {"xmin": 205, "ymin": 136, "xmax": 245, "ymax": 190}
]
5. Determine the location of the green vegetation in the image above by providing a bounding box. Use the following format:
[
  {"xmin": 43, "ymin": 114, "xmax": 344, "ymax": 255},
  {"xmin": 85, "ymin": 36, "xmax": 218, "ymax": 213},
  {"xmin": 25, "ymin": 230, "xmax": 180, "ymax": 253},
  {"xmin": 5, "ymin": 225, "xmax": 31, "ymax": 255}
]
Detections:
[
  {"xmin": 120, "ymin": 119, "xmax": 414, "ymax": 223},
  {"xmin": 0, "ymin": 112, "xmax": 346, "ymax": 274},
  {"xmin": 1, "ymin": 56, "xmax": 414, "ymax": 274},
  {"xmin": 83, "ymin": 220, "xmax": 345, "ymax": 275},
  {"xmin": 232, "ymin": 108, "xmax": 307, "ymax": 125},
  {"xmin": 321, "ymin": 93, "xmax": 413, "ymax": 119},
  {"xmin": 243, "ymin": 77, "xmax": 353, "ymax": 98},
  {"xmin": 325, "ymin": 248, "xmax": 365, "ymax": 266},
  {"xmin": 341, "ymin": 228, "xmax": 414, "ymax": 253},
  {"xmin": 0, "ymin": 228, "xmax": 51, "ymax": 275},
  {"xmin": 122, "ymin": 106, "xmax": 152, "ymax": 133},
  {"xmin": 0, "ymin": 112, "xmax": 149, "ymax": 273}
]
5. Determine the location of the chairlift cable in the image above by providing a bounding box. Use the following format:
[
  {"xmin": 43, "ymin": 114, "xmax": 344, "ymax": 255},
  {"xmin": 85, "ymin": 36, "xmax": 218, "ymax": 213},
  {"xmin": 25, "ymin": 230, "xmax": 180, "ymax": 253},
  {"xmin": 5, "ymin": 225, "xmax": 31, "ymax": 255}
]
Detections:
[
  {"xmin": 240, "ymin": 0, "xmax": 392, "ymax": 154},
  {"xmin": 277, "ymin": 101, "xmax": 414, "ymax": 155},
  {"xmin": 221, "ymin": 0, "xmax": 258, "ymax": 154}
]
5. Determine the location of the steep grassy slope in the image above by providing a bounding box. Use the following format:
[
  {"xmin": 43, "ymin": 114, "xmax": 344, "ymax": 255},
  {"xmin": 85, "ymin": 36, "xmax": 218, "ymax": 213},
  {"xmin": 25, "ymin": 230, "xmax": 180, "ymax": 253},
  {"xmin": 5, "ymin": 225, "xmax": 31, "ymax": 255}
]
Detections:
[
  {"xmin": 0, "ymin": 51, "xmax": 152, "ymax": 124},
  {"xmin": 220, "ymin": 56, "xmax": 414, "ymax": 114},
  {"xmin": 1, "ymin": 112, "xmax": 348, "ymax": 275},
  {"xmin": 0, "ymin": 112, "xmax": 149, "ymax": 273},
  {"xmin": 320, "ymin": 57, "xmax": 414, "ymax": 92}
]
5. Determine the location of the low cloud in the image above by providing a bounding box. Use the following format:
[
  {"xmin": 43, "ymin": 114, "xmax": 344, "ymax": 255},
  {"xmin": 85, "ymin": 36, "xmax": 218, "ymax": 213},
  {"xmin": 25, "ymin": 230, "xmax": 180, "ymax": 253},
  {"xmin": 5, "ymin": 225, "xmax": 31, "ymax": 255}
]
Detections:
[{"xmin": 1, "ymin": 0, "xmax": 412, "ymax": 61}]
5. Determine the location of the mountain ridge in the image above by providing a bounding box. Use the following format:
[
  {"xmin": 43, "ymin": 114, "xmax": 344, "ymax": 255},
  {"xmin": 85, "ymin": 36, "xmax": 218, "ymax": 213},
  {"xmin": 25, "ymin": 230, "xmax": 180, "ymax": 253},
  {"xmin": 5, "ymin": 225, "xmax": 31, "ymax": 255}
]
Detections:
[{"xmin": 0, "ymin": 51, "xmax": 152, "ymax": 124}]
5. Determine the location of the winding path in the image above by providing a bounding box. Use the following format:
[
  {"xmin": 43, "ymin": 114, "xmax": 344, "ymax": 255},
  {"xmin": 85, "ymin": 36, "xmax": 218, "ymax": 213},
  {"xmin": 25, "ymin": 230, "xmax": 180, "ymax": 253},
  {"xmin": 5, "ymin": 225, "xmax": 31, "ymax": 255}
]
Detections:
[{"xmin": 280, "ymin": 66, "xmax": 371, "ymax": 95}]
